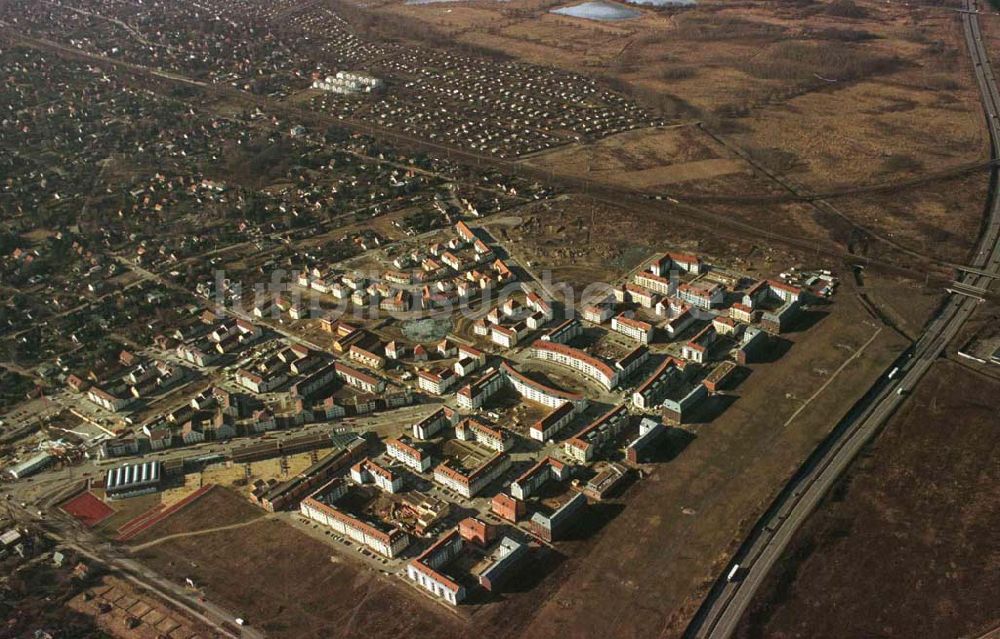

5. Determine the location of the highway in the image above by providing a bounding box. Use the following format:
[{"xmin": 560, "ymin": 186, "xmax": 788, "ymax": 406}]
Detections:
[{"xmin": 684, "ymin": 2, "xmax": 1000, "ymax": 637}]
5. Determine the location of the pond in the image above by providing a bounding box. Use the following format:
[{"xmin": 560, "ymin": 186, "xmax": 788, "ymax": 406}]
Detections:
[
  {"xmin": 627, "ymin": 0, "xmax": 696, "ymax": 5},
  {"xmin": 551, "ymin": 1, "xmax": 641, "ymax": 21}
]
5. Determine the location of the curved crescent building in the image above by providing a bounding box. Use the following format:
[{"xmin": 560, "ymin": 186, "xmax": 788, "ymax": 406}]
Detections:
[
  {"xmin": 499, "ymin": 361, "xmax": 587, "ymax": 408},
  {"xmin": 528, "ymin": 340, "xmax": 619, "ymax": 390}
]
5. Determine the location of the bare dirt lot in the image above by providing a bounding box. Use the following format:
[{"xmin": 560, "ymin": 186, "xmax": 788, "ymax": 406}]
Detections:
[
  {"xmin": 126, "ymin": 485, "xmax": 265, "ymax": 545},
  {"xmin": 133, "ymin": 516, "xmax": 470, "ymax": 639},
  {"xmin": 68, "ymin": 574, "xmax": 216, "ymax": 639},
  {"xmin": 735, "ymin": 359, "xmax": 1000, "ymax": 639}
]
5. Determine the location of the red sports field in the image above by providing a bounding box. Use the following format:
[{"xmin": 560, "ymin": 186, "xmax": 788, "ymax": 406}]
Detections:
[{"xmin": 60, "ymin": 491, "xmax": 115, "ymax": 527}]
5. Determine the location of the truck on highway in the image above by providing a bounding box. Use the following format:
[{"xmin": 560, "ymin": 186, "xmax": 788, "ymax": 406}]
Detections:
[
  {"xmin": 727, "ymin": 564, "xmax": 742, "ymax": 582},
  {"xmin": 888, "ymin": 366, "xmax": 899, "ymax": 380}
]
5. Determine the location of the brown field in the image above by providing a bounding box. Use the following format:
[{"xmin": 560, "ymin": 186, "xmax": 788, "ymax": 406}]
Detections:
[
  {"xmin": 133, "ymin": 516, "xmax": 471, "ymax": 639},
  {"xmin": 823, "ymin": 169, "xmax": 992, "ymax": 265},
  {"xmin": 525, "ymin": 125, "xmax": 755, "ymax": 191},
  {"xmin": 354, "ymin": 0, "xmax": 990, "ymax": 261},
  {"xmin": 126, "ymin": 485, "xmax": 264, "ymax": 546},
  {"xmin": 735, "ymin": 359, "xmax": 1000, "ymax": 639}
]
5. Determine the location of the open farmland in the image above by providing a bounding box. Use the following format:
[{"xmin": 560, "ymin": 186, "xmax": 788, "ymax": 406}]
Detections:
[{"xmin": 735, "ymin": 359, "xmax": 1000, "ymax": 639}]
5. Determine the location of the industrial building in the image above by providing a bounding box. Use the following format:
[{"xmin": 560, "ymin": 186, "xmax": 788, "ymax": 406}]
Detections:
[
  {"xmin": 105, "ymin": 461, "xmax": 163, "ymax": 499},
  {"xmin": 5, "ymin": 451, "xmax": 55, "ymax": 480}
]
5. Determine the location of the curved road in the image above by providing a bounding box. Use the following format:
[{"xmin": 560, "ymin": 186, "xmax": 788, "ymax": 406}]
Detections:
[{"xmin": 684, "ymin": 3, "xmax": 1000, "ymax": 637}]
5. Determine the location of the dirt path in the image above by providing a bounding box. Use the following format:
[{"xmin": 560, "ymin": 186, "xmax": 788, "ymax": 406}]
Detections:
[{"xmin": 128, "ymin": 513, "xmax": 273, "ymax": 552}]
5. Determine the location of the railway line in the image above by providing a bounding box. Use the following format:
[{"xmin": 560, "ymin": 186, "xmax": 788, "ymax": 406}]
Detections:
[{"xmin": 684, "ymin": 2, "xmax": 1000, "ymax": 637}]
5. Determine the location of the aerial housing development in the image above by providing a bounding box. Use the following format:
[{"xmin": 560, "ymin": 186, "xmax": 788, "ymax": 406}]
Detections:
[{"xmin": 1, "ymin": 0, "xmax": 993, "ymax": 636}]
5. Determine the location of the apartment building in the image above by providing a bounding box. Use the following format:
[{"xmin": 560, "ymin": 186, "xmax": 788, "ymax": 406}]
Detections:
[
  {"xmin": 528, "ymin": 493, "xmax": 587, "ymax": 542},
  {"xmin": 412, "ymin": 407, "xmax": 458, "ymax": 440},
  {"xmin": 418, "ymin": 368, "xmax": 458, "ymax": 395},
  {"xmin": 348, "ymin": 344, "xmax": 385, "ymax": 370},
  {"xmin": 501, "ymin": 362, "xmax": 588, "ymax": 410},
  {"xmin": 626, "ymin": 418, "xmax": 666, "ymax": 464},
  {"xmin": 87, "ymin": 387, "xmax": 131, "ymax": 412},
  {"xmin": 677, "ymin": 282, "xmax": 724, "ymax": 310},
  {"xmin": 681, "ymin": 325, "xmax": 717, "ymax": 364},
  {"xmin": 334, "ymin": 362, "xmax": 386, "ymax": 394},
  {"xmin": 350, "ymin": 458, "xmax": 403, "ymax": 493},
  {"xmin": 615, "ymin": 345, "xmax": 650, "ymax": 381},
  {"xmin": 491, "ymin": 492, "xmax": 526, "ymax": 522},
  {"xmin": 530, "ymin": 340, "xmax": 619, "ymax": 390},
  {"xmin": 491, "ymin": 323, "xmax": 523, "ymax": 349},
  {"xmin": 386, "ymin": 437, "xmax": 432, "ymax": 472},
  {"xmin": 478, "ymin": 537, "xmax": 529, "ymax": 592},
  {"xmin": 632, "ymin": 357, "xmax": 684, "ymax": 410},
  {"xmin": 534, "ymin": 399, "xmax": 584, "ymax": 441},
  {"xmin": 563, "ymin": 403, "xmax": 630, "ymax": 463},
  {"xmin": 730, "ymin": 303, "xmax": 755, "ymax": 323},
  {"xmin": 455, "ymin": 418, "xmax": 515, "ymax": 452},
  {"xmin": 582, "ymin": 304, "xmax": 613, "ymax": 324},
  {"xmin": 617, "ymin": 283, "xmax": 658, "ymax": 308},
  {"xmin": 649, "ymin": 252, "xmax": 703, "ymax": 276},
  {"xmin": 663, "ymin": 384, "xmax": 708, "ymax": 424},
  {"xmin": 611, "ymin": 314, "xmax": 654, "ymax": 344},
  {"xmin": 406, "ymin": 530, "xmax": 466, "ymax": 605},
  {"xmin": 541, "ymin": 318, "xmax": 583, "ymax": 345},
  {"xmin": 433, "ymin": 452, "xmax": 511, "ymax": 499},
  {"xmin": 634, "ymin": 271, "xmax": 674, "ymax": 296},
  {"xmin": 456, "ymin": 367, "xmax": 505, "ymax": 410},
  {"xmin": 510, "ymin": 457, "xmax": 568, "ymax": 500},
  {"xmin": 300, "ymin": 479, "xmax": 410, "ymax": 558}
]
